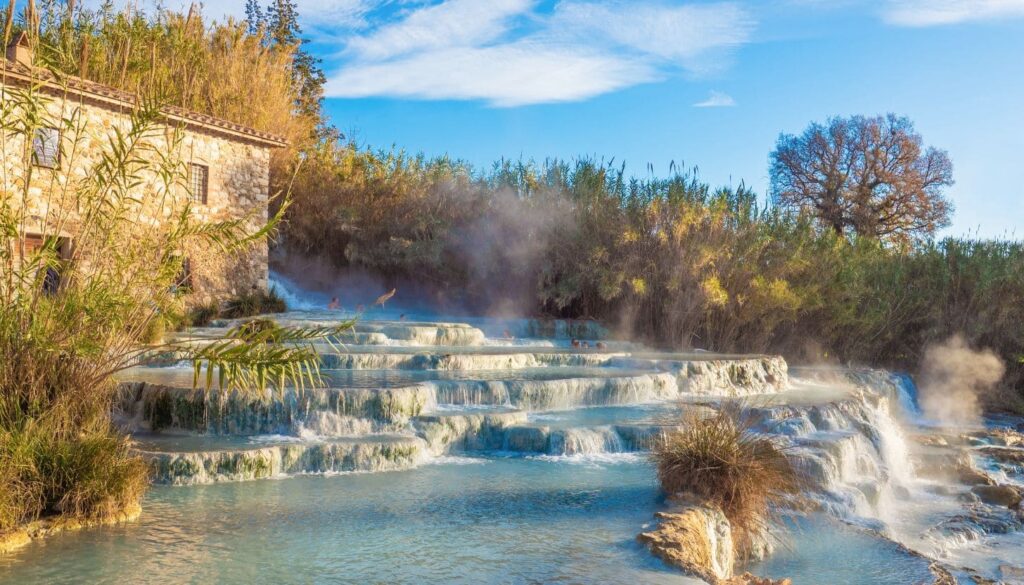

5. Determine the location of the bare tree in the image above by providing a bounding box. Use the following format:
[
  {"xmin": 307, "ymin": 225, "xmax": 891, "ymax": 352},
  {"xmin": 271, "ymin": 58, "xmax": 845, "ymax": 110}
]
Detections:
[{"xmin": 770, "ymin": 114, "xmax": 954, "ymax": 242}]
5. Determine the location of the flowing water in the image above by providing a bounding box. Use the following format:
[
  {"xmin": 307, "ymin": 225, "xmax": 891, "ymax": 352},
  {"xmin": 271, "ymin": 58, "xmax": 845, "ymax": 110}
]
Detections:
[
  {"xmin": 0, "ymin": 458, "xmax": 935, "ymax": 585},
  {"xmin": 3, "ymin": 281, "xmax": 1023, "ymax": 583}
]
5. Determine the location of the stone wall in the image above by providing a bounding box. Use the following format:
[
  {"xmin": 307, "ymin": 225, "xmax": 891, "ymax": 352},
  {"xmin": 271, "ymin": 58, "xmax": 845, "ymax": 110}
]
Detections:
[
  {"xmin": 1, "ymin": 85, "xmax": 273, "ymax": 303},
  {"xmin": 178, "ymin": 126, "xmax": 271, "ymax": 302}
]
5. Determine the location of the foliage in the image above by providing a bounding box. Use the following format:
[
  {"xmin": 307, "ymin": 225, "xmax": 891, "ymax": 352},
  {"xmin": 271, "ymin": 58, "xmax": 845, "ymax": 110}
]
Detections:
[
  {"xmin": 277, "ymin": 150, "xmax": 1024, "ymax": 403},
  {"xmin": 0, "ymin": 27, "xmax": 343, "ymax": 530},
  {"xmin": 770, "ymin": 114, "xmax": 953, "ymax": 244},
  {"xmin": 179, "ymin": 288, "xmax": 287, "ymax": 328},
  {"xmin": 652, "ymin": 407, "xmax": 802, "ymax": 548},
  {"xmin": 17, "ymin": 3, "xmax": 1020, "ymax": 405},
  {"xmin": 221, "ymin": 287, "xmax": 287, "ymax": 319},
  {"xmin": 30, "ymin": 1, "xmax": 317, "ymax": 144},
  {"xmin": 246, "ymin": 0, "xmax": 326, "ymax": 124},
  {"xmin": 186, "ymin": 301, "xmax": 220, "ymax": 328},
  {"xmin": 192, "ymin": 319, "xmax": 348, "ymax": 392},
  {"xmin": 232, "ymin": 317, "xmax": 281, "ymax": 341}
]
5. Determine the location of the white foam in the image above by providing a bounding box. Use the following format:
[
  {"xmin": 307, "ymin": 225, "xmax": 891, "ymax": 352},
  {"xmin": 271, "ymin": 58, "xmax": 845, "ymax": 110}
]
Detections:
[
  {"xmin": 423, "ymin": 455, "xmax": 490, "ymax": 466},
  {"xmin": 247, "ymin": 434, "xmax": 313, "ymax": 445},
  {"xmin": 525, "ymin": 451, "xmax": 647, "ymax": 466}
]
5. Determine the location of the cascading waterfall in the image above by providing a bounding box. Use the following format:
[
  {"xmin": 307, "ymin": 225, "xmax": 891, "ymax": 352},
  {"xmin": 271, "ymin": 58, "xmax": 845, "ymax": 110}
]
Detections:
[
  {"xmin": 769, "ymin": 371, "xmax": 1024, "ymax": 582},
  {"xmin": 267, "ymin": 270, "xmax": 323, "ymax": 311},
  {"xmin": 101, "ymin": 301, "xmax": 1024, "ymax": 583},
  {"xmin": 551, "ymin": 427, "xmax": 625, "ymax": 456},
  {"xmin": 779, "ymin": 375, "xmax": 916, "ymax": 514}
]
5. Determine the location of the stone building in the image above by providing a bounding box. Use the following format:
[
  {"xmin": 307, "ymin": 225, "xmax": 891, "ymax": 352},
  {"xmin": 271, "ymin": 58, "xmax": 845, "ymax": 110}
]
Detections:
[{"xmin": 1, "ymin": 33, "xmax": 286, "ymax": 302}]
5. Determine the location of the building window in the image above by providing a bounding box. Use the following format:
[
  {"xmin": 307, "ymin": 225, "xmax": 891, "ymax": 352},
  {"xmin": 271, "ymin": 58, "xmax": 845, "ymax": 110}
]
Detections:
[
  {"xmin": 32, "ymin": 127, "xmax": 60, "ymax": 168},
  {"xmin": 188, "ymin": 163, "xmax": 209, "ymax": 204}
]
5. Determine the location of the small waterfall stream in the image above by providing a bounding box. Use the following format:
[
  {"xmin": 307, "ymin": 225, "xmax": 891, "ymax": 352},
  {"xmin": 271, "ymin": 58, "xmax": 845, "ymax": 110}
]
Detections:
[{"xmin": 267, "ymin": 271, "xmax": 323, "ymax": 311}]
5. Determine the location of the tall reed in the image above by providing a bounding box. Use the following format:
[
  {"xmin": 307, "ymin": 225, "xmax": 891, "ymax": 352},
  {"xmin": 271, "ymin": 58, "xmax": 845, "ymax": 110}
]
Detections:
[{"xmin": 0, "ymin": 21, "xmax": 345, "ymax": 530}]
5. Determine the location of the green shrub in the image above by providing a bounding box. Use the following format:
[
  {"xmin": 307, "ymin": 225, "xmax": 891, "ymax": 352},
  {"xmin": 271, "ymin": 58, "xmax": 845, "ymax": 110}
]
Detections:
[
  {"xmin": 0, "ymin": 36, "xmax": 342, "ymax": 531},
  {"xmin": 221, "ymin": 288, "xmax": 287, "ymax": 320},
  {"xmin": 140, "ymin": 317, "xmax": 167, "ymax": 345},
  {"xmin": 187, "ymin": 303, "xmax": 222, "ymax": 328},
  {"xmin": 34, "ymin": 431, "xmax": 149, "ymax": 521}
]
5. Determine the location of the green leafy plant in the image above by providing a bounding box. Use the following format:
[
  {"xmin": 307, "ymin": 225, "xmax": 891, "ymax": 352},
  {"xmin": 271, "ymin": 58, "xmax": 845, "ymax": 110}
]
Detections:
[
  {"xmin": 186, "ymin": 302, "xmax": 221, "ymax": 328},
  {"xmin": 221, "ymin": 287, "xmax": 287, "ymax": 319},
  {"xmin": 0, "ymin": 27, "xmax": 346, "ymax": 531}
]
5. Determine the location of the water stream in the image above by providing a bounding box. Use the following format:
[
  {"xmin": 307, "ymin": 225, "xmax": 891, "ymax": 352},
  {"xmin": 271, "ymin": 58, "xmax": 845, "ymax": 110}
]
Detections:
[{"xmin": 3, "ymin": 282, "xmax": 1022, "ymax": 584}]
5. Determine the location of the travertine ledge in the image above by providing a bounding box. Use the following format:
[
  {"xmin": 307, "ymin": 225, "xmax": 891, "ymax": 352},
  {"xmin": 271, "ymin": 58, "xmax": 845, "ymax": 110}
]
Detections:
[{"xmin": 0, "ymin": 503, "xmax": 142, "ymax": 555}]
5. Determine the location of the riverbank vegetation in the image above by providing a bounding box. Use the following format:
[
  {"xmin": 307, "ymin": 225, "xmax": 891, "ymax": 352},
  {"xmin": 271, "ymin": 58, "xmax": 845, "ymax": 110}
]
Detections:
[
  {"xmin": 279, "ymin": 151, "xmax": 1024, "ymax": 408},
  {"xmin": 9, "ymin": 1, "xmax": 1023, "ymax": 411},
  {"xmin": 0, "ymin": 16, "xmax": 343, "ymax": 533}
]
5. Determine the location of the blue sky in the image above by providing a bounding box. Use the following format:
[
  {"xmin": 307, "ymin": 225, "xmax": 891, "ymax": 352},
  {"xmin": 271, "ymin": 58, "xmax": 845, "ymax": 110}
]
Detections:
[{"xmin": 200, "ymin": 0, "xmax": 1024, "ymax": 237}]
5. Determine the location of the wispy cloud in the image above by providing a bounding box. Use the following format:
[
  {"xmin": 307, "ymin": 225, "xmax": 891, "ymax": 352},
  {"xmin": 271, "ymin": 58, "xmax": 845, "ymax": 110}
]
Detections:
[
  {"xmin": 344, "ymin": 0, "xmax": 534, "ymax": 61},
  {"xmin": 327, "ymin": 43, "xmax": 658, "ymax": 107},
  {"xmin": 551, "ymin": 2, "xmax": 752, "ymax": 59},
  {"xmin": 321, "ymin": 0, "xmax": 755, "ymax": 107},
  {"xmin": 693, "ymin": 90, "xmax": 736, "ymax": 107},
  {"xmin": 883, "ymin": 0, "xmax": 1024, "ymax": 26}
]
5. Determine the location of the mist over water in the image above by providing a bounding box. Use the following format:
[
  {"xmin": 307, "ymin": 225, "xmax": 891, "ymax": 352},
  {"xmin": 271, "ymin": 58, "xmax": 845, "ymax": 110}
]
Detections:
[
  {"xmin": 267, "ymin": 271, "xmax": 322, "ymax": 311},
  {"xmin": 918, "ymin": 334, "xmax": 1005, "ymax": 427},
  {"xmin": 269, "ymin": 177, "xmax": 577, "ymax": 319}
]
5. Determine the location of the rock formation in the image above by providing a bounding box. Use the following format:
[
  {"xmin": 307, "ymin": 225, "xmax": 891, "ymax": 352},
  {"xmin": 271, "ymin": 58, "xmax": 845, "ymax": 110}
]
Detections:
[{"xmin": 637, "ymin": 502, "xmax": 783, "ymax": 585}]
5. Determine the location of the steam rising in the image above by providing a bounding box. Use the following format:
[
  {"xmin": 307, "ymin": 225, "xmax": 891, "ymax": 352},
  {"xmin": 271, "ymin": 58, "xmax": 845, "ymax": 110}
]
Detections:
[
  {"xmin": 918, "ymin": 335, "xmax": 1004, "ymax": 426},
  {"xmin": 272, "ymin": 183, "xmax": 571, "ymax": 318}
]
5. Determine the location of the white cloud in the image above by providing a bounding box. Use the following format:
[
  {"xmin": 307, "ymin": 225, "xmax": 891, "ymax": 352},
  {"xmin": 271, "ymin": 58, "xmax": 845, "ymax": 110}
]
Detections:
[
  {"xmin": 323, "ymin": 0, "xmax": 754, "ymax": 107},
  {"xmin": 883, "ymin": 0, "xmax": 1024, "ymax": 26},
  {"xmin": 345, "ymin": 0, "xmax": 534, "ymax": 60},
  {"xmin": 326, "ymin": 42, "xmax": 659, "ymax": 107},
  {"xmin": 551, "ymin": 1, "xmax": 754, "ymax": 62},
  {"xmin": 693, "ymin": 90, "xmax": 736, "ymax": 107},
  {"xmin": 301, "ymin": 0, "xmax": 383, "ymax": 29}
]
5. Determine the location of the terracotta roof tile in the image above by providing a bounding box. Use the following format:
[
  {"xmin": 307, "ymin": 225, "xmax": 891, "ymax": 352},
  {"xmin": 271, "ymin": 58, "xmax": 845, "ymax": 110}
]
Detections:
[{"xmin": 1, "ymin": 58, "xmax": 288, "ymax": 148}]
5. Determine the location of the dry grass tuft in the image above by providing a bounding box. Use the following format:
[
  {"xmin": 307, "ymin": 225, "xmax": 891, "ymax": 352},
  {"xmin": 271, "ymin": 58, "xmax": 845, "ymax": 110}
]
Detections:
[{"xmin": 652, "ymin": 406, "xmax": 802, "ymax": 547}]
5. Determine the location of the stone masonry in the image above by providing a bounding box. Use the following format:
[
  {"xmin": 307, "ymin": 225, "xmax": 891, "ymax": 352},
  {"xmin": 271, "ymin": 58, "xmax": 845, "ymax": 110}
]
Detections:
[{"xmin": 1, "ymin": 33, "xmax": 285, "ymax": 303}]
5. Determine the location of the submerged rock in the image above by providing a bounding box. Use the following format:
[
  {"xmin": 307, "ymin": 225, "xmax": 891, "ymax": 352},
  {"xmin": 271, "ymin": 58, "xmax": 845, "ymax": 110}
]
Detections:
[
  {"xmin": 607, "ymin": 356, "xmax": 788, "ymax": 397},
  {"xmin": 971, "ymin": 485, "xmax": 1022, "ymax": 509},
  {"xmin": 413, "ymin": 410, "xmax": 527, "ymax": 454},
  {"xmin": 977, "ymin": 445, "xmax": 1024, "ymax": 472},
  {"xmin": 427, "ymin": 372, "xmax": 678, "ymax": 410},
  {"xmin": 143, "ymin": 436, "xmax": 428, "ymax": 485},
  {"xmin": 966, "ymin": 427, "xmax": 1024, "ymax": 448},
  {"xmin": 0, "ymin": 504, "xmax": 141, "ymax": 555},
  {"xmin": 930, "ymin": 503, "xmax": 1024, "ymax": 542},
  {"xmin": 116, "ymin": 382, "xmax": 435, "ymax": 435},
  {"xmin": 928, "ymin": 562, "xmax": 957, "ymax": 585},
  {"xmin": 914, "ymin": 450, "xmax": 994, "ymax": 486},
  {"xmin": 724, "ymin": 573, "xmax": 791, "ymax": 585},
  {"xmin": 999, "ymin": 564, "xmax": 1024, "ymax": 585}
]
